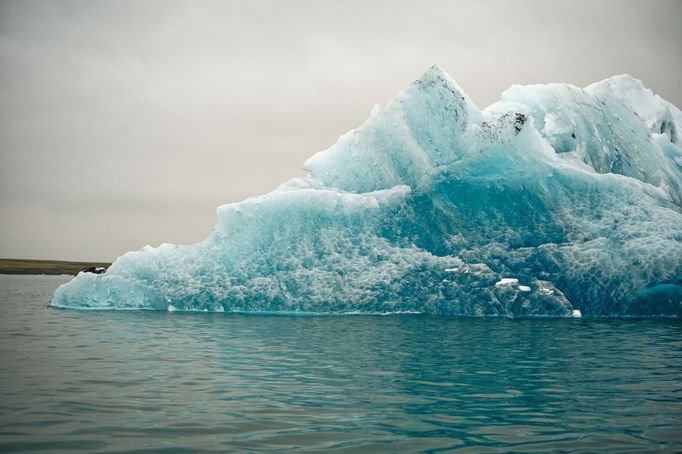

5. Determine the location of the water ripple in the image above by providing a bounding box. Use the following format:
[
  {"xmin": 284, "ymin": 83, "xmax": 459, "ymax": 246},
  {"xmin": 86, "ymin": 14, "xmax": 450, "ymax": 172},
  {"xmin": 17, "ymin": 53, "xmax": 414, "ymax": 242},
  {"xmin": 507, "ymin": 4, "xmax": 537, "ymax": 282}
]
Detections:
[{"xmin": 0, "ymin": 275, "xmax": 681, "ymax": 452}]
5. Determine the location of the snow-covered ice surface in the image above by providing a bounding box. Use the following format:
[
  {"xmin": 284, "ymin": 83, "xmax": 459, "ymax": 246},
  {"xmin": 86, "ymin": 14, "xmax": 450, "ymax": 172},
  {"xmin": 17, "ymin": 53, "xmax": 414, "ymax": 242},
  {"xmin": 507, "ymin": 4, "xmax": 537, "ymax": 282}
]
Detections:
[{"xmin": 52, "ymin": 66, "xmax": 682, "ymax": 317}]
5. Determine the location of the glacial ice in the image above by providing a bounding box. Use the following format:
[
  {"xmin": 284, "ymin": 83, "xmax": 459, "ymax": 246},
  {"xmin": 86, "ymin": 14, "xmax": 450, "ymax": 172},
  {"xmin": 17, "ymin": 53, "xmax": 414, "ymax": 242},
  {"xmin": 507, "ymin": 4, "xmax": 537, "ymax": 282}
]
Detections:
[{"xmin": 52, "ymin": 66, "xmax": 682, "ymax": 316}]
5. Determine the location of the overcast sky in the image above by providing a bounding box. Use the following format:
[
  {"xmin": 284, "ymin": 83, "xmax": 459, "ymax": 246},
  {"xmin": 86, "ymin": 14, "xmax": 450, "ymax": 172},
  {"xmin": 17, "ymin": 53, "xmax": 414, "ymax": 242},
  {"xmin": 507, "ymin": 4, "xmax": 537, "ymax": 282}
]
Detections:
[{"xmin": 1, "ymin": 0, "xmax": 681, "ymax": 261}]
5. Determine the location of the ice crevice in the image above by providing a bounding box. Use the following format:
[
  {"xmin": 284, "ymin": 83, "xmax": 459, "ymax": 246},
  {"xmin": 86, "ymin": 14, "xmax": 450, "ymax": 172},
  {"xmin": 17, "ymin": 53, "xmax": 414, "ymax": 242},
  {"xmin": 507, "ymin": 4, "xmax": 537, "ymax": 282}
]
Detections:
[{"xmin": 52, "ymin": 66, "xmax": 682, "ymax": 316}]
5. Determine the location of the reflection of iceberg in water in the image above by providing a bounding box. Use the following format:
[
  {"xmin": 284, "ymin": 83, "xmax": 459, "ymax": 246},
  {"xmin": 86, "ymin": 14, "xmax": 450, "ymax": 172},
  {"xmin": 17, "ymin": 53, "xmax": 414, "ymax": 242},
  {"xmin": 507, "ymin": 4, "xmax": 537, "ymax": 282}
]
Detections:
[{"xmin": 52, "ymin": 66, "xmax": 682, "ymax": 316}]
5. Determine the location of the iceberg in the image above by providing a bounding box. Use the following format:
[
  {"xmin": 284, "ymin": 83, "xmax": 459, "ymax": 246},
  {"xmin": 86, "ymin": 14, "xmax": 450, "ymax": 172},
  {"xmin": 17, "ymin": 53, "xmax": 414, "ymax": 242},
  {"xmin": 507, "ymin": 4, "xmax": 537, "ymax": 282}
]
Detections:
[{"xmin": 52, "ymin": 66, "xmax": 682, "ymax": 316}]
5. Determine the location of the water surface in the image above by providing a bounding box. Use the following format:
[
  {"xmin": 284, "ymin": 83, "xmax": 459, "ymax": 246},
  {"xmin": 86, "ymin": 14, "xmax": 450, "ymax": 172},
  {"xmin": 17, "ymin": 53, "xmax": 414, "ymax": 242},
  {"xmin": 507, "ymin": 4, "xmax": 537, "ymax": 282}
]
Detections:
[{"xmin": 1, "ymin": 275, "xmax": 681, "ymax": 452}]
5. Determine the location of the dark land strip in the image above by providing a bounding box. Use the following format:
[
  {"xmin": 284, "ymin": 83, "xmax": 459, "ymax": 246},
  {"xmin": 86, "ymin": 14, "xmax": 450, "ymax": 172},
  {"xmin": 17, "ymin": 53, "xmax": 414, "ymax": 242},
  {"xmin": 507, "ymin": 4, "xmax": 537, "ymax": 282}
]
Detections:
[{"xmin": 0, "ymin": 259, "xmax": 111, "ymax": 275}]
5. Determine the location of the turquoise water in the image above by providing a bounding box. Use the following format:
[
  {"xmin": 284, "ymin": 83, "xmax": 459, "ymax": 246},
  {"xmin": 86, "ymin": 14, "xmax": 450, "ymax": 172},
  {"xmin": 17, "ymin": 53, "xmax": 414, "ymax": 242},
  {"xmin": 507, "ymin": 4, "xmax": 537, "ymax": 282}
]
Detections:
[{"xmin": 1, "ymin": 275, "xmax": 681, "ymax": 452}]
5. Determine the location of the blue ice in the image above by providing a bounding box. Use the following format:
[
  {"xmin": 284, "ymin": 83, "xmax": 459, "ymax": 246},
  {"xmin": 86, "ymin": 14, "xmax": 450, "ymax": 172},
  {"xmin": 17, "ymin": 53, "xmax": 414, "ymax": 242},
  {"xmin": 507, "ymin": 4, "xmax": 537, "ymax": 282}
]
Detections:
[{"xmin": 52, "ymin": 66, "xmax": 682, "ymax": 316}]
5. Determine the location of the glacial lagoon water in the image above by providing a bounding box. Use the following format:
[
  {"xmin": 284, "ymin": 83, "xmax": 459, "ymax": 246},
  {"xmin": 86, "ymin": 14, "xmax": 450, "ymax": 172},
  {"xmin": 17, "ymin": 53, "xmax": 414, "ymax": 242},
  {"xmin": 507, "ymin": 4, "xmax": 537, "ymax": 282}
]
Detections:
[{"xmin": 2, "ymin": 274, "xmax": 681, "ymax": 452}]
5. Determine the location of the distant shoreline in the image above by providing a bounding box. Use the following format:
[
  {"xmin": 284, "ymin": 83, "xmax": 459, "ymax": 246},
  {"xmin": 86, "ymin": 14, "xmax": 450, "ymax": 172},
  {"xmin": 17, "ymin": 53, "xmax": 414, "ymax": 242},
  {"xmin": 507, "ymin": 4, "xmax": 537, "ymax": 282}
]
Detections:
[{"xmin": 0, "ymin": 258, "xmax": 111, "ymax": 276}]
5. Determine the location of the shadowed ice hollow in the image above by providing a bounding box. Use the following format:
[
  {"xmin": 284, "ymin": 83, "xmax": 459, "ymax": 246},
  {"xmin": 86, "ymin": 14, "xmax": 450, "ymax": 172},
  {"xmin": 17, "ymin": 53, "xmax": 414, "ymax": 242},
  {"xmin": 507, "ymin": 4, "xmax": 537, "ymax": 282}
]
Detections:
[{"xmin": 52, "ymin": 66, "xmax": 682, "ymax": 316}]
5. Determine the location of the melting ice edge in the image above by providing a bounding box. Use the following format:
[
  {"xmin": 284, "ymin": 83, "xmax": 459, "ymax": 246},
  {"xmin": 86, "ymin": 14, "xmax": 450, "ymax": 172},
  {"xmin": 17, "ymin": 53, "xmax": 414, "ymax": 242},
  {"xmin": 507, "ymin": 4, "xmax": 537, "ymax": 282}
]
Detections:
[{"xmin": 53, "ymin": 66, "xmax": 682, "ymax": 317}]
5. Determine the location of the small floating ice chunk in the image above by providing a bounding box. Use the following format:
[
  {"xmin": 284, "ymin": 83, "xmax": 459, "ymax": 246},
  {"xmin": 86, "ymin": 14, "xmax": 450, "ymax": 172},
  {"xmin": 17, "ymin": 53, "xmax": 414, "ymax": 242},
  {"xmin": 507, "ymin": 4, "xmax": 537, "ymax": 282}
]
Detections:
[
  {"xmin": 572, "ymin": 309, "xmax": 582, "ymax": 318},
  {"xmin": 167, "ymin": 304, "xmax": 177, "ymax": 312},
  {"xmin": 495, "ymin": 278, "xmax": 518, "ymax": 286},
  {"xmin": 518, "ymin": 285, "xmax": 531, "ymax": 292},
  {"xmin": 444, "ymin": 267, "xmax": 459, "ymax": 272}
]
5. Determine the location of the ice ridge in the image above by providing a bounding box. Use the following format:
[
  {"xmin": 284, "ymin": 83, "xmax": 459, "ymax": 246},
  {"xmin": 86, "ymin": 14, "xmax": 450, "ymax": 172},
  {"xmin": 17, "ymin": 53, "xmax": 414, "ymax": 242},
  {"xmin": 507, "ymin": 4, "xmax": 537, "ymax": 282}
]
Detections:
[{"xmin": 52, "ymin": 66, "xmax": 682, "ymax": 316}]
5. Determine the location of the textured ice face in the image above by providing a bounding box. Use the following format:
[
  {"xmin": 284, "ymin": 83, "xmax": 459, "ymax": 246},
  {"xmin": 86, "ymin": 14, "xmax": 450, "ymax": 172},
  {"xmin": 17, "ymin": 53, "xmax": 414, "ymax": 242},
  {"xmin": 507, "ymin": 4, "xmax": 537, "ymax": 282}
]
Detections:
[{"xmin": 52, "ymin": 66, "xmax": 682, "ymax": 316}]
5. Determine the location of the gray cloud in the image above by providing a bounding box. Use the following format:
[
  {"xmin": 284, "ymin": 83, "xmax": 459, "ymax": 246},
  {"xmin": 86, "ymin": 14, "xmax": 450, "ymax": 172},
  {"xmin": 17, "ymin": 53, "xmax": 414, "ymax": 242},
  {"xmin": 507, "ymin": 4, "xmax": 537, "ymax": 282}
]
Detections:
[{"xmin": 1, "ymin": 0, "xmax": 680, "ymax": 261}]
